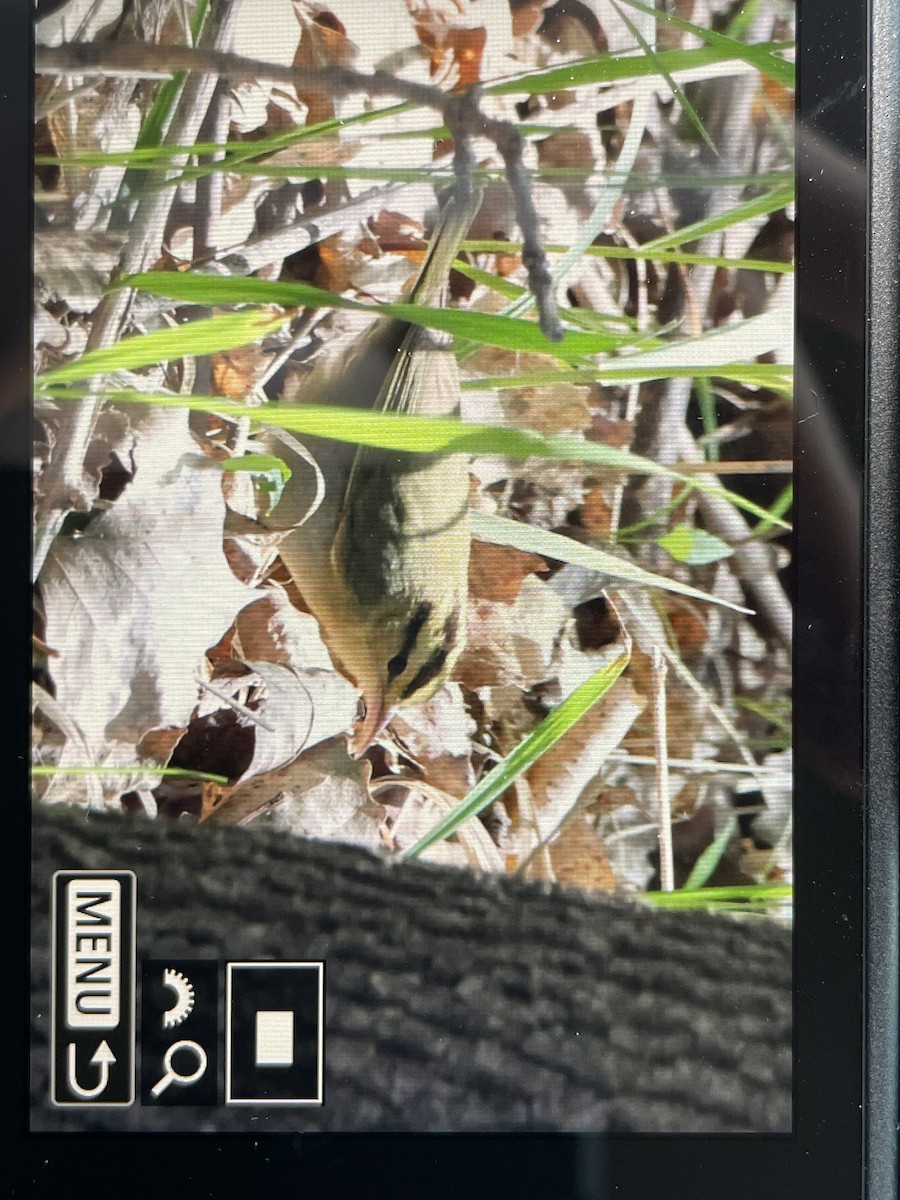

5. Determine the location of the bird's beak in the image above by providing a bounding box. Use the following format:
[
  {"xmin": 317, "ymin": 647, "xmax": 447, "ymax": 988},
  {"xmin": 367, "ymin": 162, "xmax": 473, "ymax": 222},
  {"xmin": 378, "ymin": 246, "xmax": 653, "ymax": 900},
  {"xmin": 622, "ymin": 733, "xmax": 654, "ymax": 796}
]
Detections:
[{"xmin": 349, "ymin": 691, "xmax": 393, "ymax": 758}]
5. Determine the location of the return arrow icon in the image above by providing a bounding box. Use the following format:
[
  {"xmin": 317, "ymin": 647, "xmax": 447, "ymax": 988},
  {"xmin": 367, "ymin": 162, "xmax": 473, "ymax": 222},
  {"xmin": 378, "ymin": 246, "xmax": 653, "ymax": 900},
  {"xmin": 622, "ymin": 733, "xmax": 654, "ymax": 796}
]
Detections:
[{"xmin": 66, "ymin": 1040, "xmax": 116, "ymax": 1100}]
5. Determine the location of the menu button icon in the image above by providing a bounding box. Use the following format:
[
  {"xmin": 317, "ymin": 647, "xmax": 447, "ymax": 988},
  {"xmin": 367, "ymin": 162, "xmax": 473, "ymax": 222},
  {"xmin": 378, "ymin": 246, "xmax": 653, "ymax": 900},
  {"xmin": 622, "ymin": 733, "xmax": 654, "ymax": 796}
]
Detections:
[{"xmin": 51, "ymin": 871, "xmax": 136, "ymax": 1107}]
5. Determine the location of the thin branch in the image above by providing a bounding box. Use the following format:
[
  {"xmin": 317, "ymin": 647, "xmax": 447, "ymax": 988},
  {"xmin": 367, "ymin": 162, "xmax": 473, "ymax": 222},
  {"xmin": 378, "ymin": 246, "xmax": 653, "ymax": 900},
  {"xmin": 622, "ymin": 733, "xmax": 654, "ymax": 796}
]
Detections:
[
  {"xmin": 669, "ymin": 458, "xmax": 792, "ymax": 475},
  {"xmin": 211, "ymin": 179, "xmax": 433, "ymax": 274},
  {"xmin": 677, "ymin": 427, "xmax": 793, "ymax": 651}
]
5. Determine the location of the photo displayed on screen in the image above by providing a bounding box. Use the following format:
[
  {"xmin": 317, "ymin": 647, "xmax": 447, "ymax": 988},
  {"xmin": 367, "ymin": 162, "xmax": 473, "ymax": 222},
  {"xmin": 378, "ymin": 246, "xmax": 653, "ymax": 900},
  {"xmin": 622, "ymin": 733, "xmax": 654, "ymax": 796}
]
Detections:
[{"xmin": 32, "ymin": 0, "xmax": 794, "ymax": 1133}]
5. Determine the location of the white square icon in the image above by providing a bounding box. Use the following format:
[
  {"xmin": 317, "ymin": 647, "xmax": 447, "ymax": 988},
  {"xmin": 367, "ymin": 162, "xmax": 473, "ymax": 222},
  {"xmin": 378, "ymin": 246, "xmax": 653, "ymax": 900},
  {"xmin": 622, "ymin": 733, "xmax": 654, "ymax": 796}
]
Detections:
[{"xmin": 255, "ymin": 1010, "xmax": 294, "ymax": 1067}]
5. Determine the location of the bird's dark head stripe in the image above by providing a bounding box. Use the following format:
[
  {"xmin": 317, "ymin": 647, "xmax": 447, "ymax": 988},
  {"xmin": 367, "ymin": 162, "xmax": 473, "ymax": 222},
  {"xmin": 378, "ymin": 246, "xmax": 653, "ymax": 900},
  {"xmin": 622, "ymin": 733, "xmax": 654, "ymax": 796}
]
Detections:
[
  {"xmin": 387, "ymin": 601, "xmax": 433, "ymax": 682},
  {"xmin": 398, "ymin": 605, "xmax": 462, "ymax": 700},
  {"xmin": 400, "ymin": 646, "xmax": 449, "ymax": 701}
]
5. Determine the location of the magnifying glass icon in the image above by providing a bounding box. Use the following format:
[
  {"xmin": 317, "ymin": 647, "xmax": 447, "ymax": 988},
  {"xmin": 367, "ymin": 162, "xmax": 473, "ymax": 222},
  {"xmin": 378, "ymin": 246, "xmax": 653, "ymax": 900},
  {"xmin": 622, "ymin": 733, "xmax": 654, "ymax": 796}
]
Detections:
[{"xmin": 150, "ymin": 1039, "xmax": 208, "ymax": 1098}]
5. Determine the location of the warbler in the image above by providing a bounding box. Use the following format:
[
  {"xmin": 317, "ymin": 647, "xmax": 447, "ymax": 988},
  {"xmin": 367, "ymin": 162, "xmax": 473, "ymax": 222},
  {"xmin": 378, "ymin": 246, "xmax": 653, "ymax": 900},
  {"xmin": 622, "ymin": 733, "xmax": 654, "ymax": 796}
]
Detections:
[{"xmin": 263, "ymin": 186, "xmax": 481, "ymax": 755}]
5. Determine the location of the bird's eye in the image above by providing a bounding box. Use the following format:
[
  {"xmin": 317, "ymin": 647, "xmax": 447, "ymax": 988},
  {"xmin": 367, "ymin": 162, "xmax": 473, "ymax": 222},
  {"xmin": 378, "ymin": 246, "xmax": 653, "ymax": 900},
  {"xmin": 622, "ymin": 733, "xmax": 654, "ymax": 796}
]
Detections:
[{"xmin": 387, "ymin": 652, "xmax": 408, "ymax": 681}]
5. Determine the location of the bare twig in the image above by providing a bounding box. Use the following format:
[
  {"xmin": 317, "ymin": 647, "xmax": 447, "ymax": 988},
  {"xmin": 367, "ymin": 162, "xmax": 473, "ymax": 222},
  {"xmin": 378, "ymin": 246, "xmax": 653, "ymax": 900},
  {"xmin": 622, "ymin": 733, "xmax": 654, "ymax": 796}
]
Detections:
[
  {"xmin": 210, "ymin": 179, "xmax": 432, "ymax": 274},
  {"xmin": 605, "ymin": 751, "xmax": 786, "ymax": 778},
  {"xmin": 194, "ymin": 675, "xmax": 276, "ymax": 733},
  {"xmin": 194, "ymin": 78, "xmax": 231, "ymax": 260},
  {"xmin": 677, "ymin": 426, "xmax": 793, "ymax": 652},
  {"xmin": 669, "ymin": 459, "xmax": 792, "ymax": 475},
  {"xmin": 610, "ymin": 587, "xmax": 770, "ymax": 789}
]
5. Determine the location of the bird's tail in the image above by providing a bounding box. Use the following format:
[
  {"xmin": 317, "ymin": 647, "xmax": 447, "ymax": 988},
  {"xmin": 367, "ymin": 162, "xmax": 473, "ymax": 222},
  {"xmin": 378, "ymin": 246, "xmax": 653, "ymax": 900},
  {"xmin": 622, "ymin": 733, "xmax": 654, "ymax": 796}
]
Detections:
[{"xmin": 407, "ymin": 185, "xmax": 483, "ymax": 310}]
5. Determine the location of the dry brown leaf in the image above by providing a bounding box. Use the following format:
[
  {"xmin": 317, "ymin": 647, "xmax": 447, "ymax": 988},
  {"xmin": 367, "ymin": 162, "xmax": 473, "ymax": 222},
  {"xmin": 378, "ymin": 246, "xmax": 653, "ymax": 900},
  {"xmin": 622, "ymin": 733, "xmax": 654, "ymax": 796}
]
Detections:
[
  {"xmin": 425, "ymin": 23, "xmax": 488, "ymax": 91},
  {"xmin": 537, "ymin": 127, "xmax": 596, "ymax": 172},
  {"xmin": 408, "ymin": 0, "xmax": 516, "ymax": 89},
  {"xmin": 468, "ymin": 539, "xmax": 547, "ymax": 603},
  {"xmin": 511, "ymin": 0, "xmax": 547, "ymax": 38},
  {"xmin": 201, "ymin": 780, "xmax": 231, "ymax": 821},
  {"xmin": 455, "ymin": 577, "xmax": 568, "ymax": 690},
  {"xmin": 547, "ymin": 814, "xmax": 617, "ymax": 892},
  {"xmin": 454, "ymin": 601, "xmax": 524, "ymax": 690},
  {"xmin": 502, "ymin": 383, "xmax": 593, "ymax": 436},
  {"xmin": 36, "ymin": 0, "xmax": 125, "ymax": 48},
  {"xmin": 666, "ymin": 602, "xmax": 709, "ymax": 658},
  {"xmin": 369, "ymin": 208, "xmax": 427, "ymax": 247},
  {"xmin": 586, "ymin": 412, "xmax": 635, "ymax": 449},
  {"xmin": 313, "ymin": 232, "xmax": 373, "ymax": 294},
  {"xmin": 203, "ymin": 659, "xmax": 358, "ymax": 782},
  {"xmin": 385, "ymin": 782, "xmax": 504, "ymax": 871},
  {"xmin": 34, "ymin": 230, "xmax": 125, "ymax": 314},
  {"xmin": 755, "ymin": 76, "xmax": 794, "ymax": 123},
  {"xmin": 234, "ymin": 590, "xmax": 336, "ymax": 670},
  {"xmin": 211, "ymin": 345, "xmax": 272, "ymax": 399},
  {"xmin": 292, "ymin": 3, "xmax": 359, "ymax": 125},
  {"xmin": 46, "ymin": 78, "xmax": 140, "ymax": 228},
  {"xmin": 610, "ymin": 589, "xmax": 710, "ymax": 761},
  {"xmin": 390, "ymin": 683, "xmax": 476, "ymax": 798},
  {"xmin": 581, "ymin": 486, "xmax": 613, "ymax": 537}
]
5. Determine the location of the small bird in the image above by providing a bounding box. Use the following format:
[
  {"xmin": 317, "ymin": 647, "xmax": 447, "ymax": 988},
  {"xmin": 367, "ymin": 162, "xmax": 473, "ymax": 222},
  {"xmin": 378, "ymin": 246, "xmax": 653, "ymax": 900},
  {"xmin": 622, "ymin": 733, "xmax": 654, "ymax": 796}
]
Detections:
[{"xmin": 263, "ymin": 186, "xmax": 481, "ymax": 755}]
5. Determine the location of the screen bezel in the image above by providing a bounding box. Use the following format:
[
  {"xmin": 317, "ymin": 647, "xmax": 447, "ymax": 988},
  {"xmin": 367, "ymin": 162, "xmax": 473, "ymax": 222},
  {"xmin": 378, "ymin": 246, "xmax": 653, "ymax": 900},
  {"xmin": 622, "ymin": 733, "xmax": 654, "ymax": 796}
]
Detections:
[{"xmin": 5, "ymin": 0, "xmax": 894, "ymax": 1194}]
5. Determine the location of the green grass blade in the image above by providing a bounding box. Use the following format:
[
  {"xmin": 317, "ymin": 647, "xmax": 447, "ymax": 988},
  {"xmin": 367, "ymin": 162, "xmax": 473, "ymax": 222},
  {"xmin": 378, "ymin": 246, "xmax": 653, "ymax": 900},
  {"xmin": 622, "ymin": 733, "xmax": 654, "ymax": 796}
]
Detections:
[
  {"xmin": 682, "ymin": 816, "xmax": 739, "ymax": 890},
  {"xmin": 657, "ymin": 524, "xmax": 733, "ymax": 566},
  {"xmin": 462, "ymin": 239, "xmax": 792, "ymax": 274},
  {"xmin": 611, "ymin": 0, "xmax": 718, "ymax": 155},
  {"xmin": 138, "ymin": 0, "xmax": 210, "ymax": 150},
  {"xmin": 590, "ymin": 304, "xmax": 792, "ymax": 377},
  {"xmin": 112, "ymin": 0, "xmax": 210, "ymax": 215},
  {"xmin": 450, "ymin": 260, "xmax": 528, "ymax": 301},
  {"xmin": 472, "ymin": 512, "xmax": 750, "ymax": 613},
  {"xmin": 38, "ymin": 102, "xmax": 415, "ymax": 175},
  {"xmin": 638, "ymin": 183, "xmax": 794, "ymax": 252},
  {"xmin": 752, "ymin": 482, "xmax": 793, "ymax": 537},
  {"xmin": 485, "ymin": 43, "xmax": 791, "ymax": 97},
  {"xmin": 616, "ymin": 485, "xmax": 694, "ymax": 540},
  {"xmin": 38, "ymin": 387, "xmax": 790, "ymax": 532},
  {"xmin": 616, "ymin": 0, "xmax": 794, "ymax": 89},
  {"xmin": 120, "ymin": 271, "xmax": 648, "ymax": 357},
  {"xmin": 168, "ymin": 102, "xmax": 415, "ymax": 186},
  {"xmin": 643, "ymin": 882, "xmax": 792, "ymax": 909},
  {"xmin": 38, "ymin": 310, "xmax": 286, "ymax": 384},
  {"xmin": 462, "ymin": 362, "xmax": 792, "ymax": 393},
  {"xmin": 695, "ymin": 376, "xmax": 719, "ymax": 460},
  {"xmin": 401, "ymin": 651, "xmax": 630, "ymax": 860},
  {"xmin": 31, "ymin": 765, "xmax": 229, "ymax": 783}
]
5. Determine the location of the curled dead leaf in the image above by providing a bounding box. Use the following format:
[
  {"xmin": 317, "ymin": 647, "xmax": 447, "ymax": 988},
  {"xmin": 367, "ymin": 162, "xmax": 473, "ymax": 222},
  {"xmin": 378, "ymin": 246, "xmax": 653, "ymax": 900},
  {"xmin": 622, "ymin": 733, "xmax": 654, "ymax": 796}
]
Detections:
[
  {"xmin": 39, "ymin": 411, "xmax": 256, "ymax": 805},
  {"xmin": 209, "ymin": 736, "xmax": 382, "ymax": 851},
  {"xmin": 456, "ymin": 577, "xmax": 568, "ymax": 690},
  {"xmin": 524, "ymin": 669, "xmax": 646, "ymax": 848}
]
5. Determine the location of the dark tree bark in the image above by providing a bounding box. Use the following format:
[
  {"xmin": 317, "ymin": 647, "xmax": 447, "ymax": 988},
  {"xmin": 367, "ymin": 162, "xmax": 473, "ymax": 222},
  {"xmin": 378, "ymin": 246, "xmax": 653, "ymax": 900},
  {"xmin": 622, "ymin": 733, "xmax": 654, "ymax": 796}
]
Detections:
[{"xmin": 31, "ymin": 804, "xmax": 791, "ymax": 1133}]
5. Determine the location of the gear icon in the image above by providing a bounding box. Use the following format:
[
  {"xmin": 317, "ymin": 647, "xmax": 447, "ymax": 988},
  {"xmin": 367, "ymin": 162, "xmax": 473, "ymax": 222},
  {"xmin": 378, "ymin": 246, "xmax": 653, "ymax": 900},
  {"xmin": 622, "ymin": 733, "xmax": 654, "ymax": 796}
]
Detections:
[{"xmin": 161, "ymin": 968, "xmax": 195, "ymax": 1029}]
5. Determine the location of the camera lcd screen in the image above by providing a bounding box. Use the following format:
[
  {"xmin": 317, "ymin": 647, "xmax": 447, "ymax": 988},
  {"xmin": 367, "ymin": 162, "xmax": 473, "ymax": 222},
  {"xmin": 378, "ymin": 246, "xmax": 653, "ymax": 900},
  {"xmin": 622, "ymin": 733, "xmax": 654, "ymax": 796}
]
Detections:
[{"xmin": 31, "ymin": 0, "xmax": 804, "ymax": 1141}]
